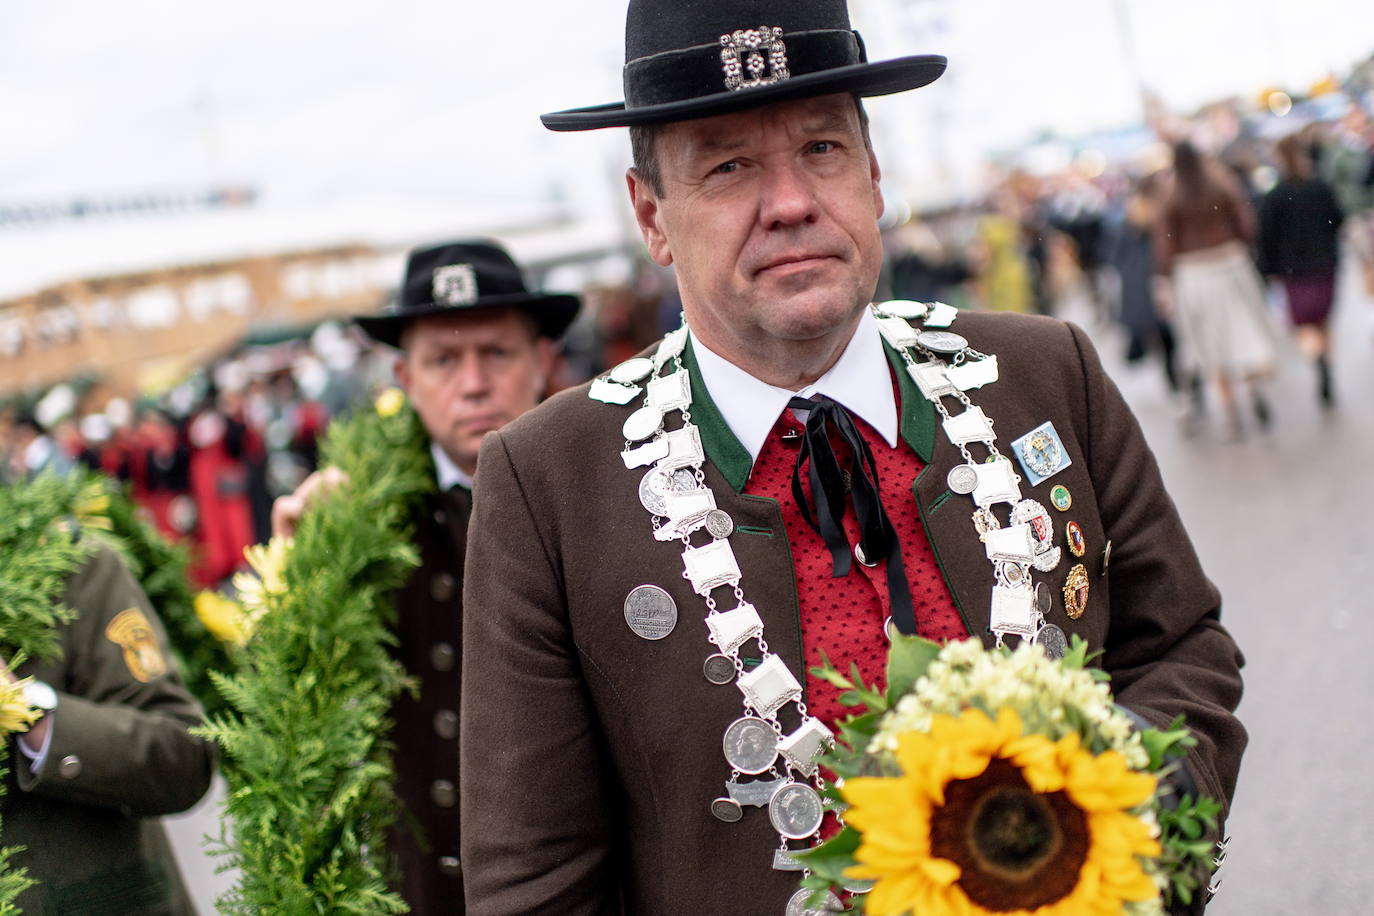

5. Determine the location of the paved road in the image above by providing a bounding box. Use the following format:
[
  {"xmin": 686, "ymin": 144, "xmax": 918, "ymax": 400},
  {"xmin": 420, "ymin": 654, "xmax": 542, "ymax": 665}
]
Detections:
[{"xmin": 1062, "ymin": 260, "xmax": 1374, "ymax": 916}]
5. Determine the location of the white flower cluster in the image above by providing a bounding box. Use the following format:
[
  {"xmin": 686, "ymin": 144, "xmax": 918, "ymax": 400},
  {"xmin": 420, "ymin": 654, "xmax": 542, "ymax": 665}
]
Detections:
[{"xmin": 873, "ymin": 638, "xmax": 1149, "ymax": 771}]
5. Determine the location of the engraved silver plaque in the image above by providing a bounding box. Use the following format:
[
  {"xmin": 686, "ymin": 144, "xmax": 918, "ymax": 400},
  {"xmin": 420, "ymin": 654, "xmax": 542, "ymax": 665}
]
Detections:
[
  {"xmin": 942, "ymin": 405, "xmax": 995, "ymax": 445},
  {"xmin": 916, "ymin": 330, "xmax": 969, "ymax": 353},
  {"xmin": 589, "ymin": 377, "xmax": 641, "ymax": 405},
  {"xmin": 704, "ymin": 508, "xmax": 734, "ymax": 539},
  {"xmin": 623, "ymin": 584, "xmax": 678, "ymax": 640},
  {"xmin": 769, "ymin": 782, "xmax": 824, "ymax": 840},
  {"xmin": 706, "ymin": 602, "xmax": 764, "ymax": 654},
  {"xmin": 875, "ymin": 299, "xmax": 928, "ymax": 320},
  {"xmin": 703, "ymin": 653, "xmax": 737, "ymax": 685},
  {"xmin": 875, "ymin": 315, "xmax": 920, "ymax": 349},
  {"xmin": 1034, "ymin": 622, "xmax": 1068, "ymax": 659},
  {"xmin": 657, "ymin": 424, "xmax": 704, "ymax": 470},
  {"xmin": 922, "ymin": 301, "xmax": 960, "ymax": 328},
  {"xmin": 648, "ymin": 368, "xmax": 692, "ymax": 412},
  {"xmin": 622, "ymin": 405, "xmax": 664, "ymax": 442},
  {"xmin": 908, "ymin": 360, "xmax": 956, "ymax": 399},
  {"xmin": 609, "ymin": 357, "xmax": 654, "ymax": 385},
  {"xmin": 654, "ymin": 327, "xmax": 688, "ymax": 368},
  {"xmin": 972, "ymin": 457, "xmax": 1021, "ymax": 509},
  {"xmin": 786, "ymin": 888, "xmax": 844, "ymax": 916},
  {"xmin": 682, "ymin": 539, "xmax": 742, "ymax": 595},
  {"xmin": 737, "ymin": 654, "xmax": 801, "ymax": 717},
  {"xmin": 947, "ymin": 464, "xmax": 978, "ymax": 495},
  {"xmin": 772, "ymin": 847, "xmax": 806, "ymax": 871},
  {"xmin": 654, "ymin": 487, "xmax": 716, "ymax": 541},
  {"xmin": 983, "ymin": 523, "xmax": 1035, "ymax": 562},
  {"xmin": 728, "ymin": 776, "xmax": 787, "ymax": 807},
  {"xmin": 990, "ymin": 584, "xmax": 1038, "ymax": 637},
  {"xmin": 710, "ymin": 796, "xmax": 743, "ymax": 823},
  {"xmin": 1031, "ymin": 545, "xmax": 1062, "ymax": 573},
  {"xmin": 621, "ymin": 437, "xmax": 669, "ymax": 469},
  {"xmin": 723, "ymin": 715, "xmax": 779, "ymax": 774},
  {"xmin": 778, "ymin": 717, "xmax": 834, "ymax": 778},
  {"xmin": 947, "ymin": 354, "xmax": 999, "ymax": 391}
]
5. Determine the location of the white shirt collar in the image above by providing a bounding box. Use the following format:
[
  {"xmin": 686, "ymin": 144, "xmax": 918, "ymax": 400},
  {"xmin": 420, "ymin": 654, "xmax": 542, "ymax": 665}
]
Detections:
[
  {"xmin": 430, "ymin": 441, "xmax": 474, "ymax": 491},
  {"xmin": 689, "ymin": 308, "xmax": 899, "ymax": 468}
]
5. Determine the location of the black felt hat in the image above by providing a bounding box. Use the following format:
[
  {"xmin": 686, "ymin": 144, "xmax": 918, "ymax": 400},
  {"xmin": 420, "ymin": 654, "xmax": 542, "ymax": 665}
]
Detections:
[
  {"xmin": 541, "ymin": 0, "xmax": 946, "ymax": 131},
  {"xmin": 354, "ymin": 240, "xmax": 580, "ymax": 349}
]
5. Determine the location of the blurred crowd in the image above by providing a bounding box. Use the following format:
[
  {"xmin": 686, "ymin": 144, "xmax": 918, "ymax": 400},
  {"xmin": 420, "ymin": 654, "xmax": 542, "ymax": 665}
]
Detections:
[{"xmin": 5, "ymin": 83, "xmax": 1373, "ymax": 583}]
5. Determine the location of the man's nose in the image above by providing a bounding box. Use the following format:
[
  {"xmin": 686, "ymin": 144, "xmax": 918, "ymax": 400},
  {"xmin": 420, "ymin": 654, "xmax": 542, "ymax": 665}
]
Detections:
[
  {"xmin": 758, "ymin": 161, "xmax": 819, "ymax": 230},
  {"xmin": 454, "ymin": 358, "xmax": 491, "ymax": 397}
]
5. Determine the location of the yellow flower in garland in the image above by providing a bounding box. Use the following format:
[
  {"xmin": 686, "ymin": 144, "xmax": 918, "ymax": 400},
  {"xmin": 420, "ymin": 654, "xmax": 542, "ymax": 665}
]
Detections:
[
  {"xmin": 374, "ymin": 387, "xmax": 406, "ymax": 418},
  {"xmin": 843, "ymin": 707, "xmax": 1160, "ymax": 916},
  {"xmin": 194, "ymin": 590, "xmax": 252, "ymax": 647},
  {"xmin": 0, "ymin": 678, "xmax": 42, "ymax": 736},
  {"xmin": 71, "ymin": 479, "xmax": 113, "ymax": 530},
  {"xmin": 232, "ymin": 536, "xmax": 292, "ymax": 623}
]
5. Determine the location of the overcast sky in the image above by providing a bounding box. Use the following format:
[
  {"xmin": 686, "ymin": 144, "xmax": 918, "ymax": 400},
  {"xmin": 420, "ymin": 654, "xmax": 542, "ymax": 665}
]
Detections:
[{"xmin": 2, "ymin": 0, "xmax": 1371, "ymax": 265}]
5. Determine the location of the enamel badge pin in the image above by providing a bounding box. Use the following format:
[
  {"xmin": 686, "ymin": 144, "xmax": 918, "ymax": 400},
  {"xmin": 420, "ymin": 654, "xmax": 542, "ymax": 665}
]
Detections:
[{"xmin": 1010, "ymin": 421, "xmax": 1072, "ymax": 487}]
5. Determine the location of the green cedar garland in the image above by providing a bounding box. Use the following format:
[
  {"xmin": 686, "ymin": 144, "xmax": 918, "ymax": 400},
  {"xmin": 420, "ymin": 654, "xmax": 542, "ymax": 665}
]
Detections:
[
  {"xmin": 0, "ymin": 475, "xmax": 97, "ymax": 913},
  {"xmin": 199, "ymin": 400, "xmax": 434, "ymax": 914}
]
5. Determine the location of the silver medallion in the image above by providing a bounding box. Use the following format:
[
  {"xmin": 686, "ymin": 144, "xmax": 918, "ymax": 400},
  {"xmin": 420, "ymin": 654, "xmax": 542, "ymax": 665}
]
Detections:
[
  {"xmin": 737, "ymin": 654, "xmax": 802, "ymax": 717},
  {"xmin": 1034, "ymin": 622, "xmax": 1068, "ymax": 659},
  {"xmin": 623, "ymin": 584, "xmax": 678, "ymax": 640},
  {"xmin": 916, "ymin": 330, "xmax": 969, "ymax": 353},
  {"xmin": 621, "ymin": 436, "xmax": 669, "ymax": 469},
  {"xmin": 876, "ymin": 315, "xmax": 920, "ymax": 349},
  {"xmin": 1035, "ymin": 580, "xmax": 1052, "ymax": 614},
  {"xmin": 703, "ymin": 653, "xmax": 737, "ymax": 685},
  {"xmin": 682, "ymin": 538, "xmax": 742, "ymax": 595},
  {"xmin": 947, "ymin": 354, "xmax": 1000, "ymax": 391},
  {"xmin": 1032, "ymin": 546, "xmax": 1062, "ymax": 573},
  {"xmin": 778, "ymin": 718, "xmax": 834, "ymax": 777},
  {"xmin": 706, "ymin": 602, "xmax": 764, "ymax": 654},
  {"xmin": 922, "ymin": 301, "xmax": 960, "ymax": 328},
  {"xmin": 947, "ymin": 464, "xmax": 978, "ymax": 495},
  {"xmin": 972, "ymin": 456, "xmax": 1021, "ymax": 509},
  {"xmin": 875, "ymin": 299, "xmax": 928, "ymax": 320},
  {"xmin": 842, "ymin": 878, "xmax": 876, "ymax": 894},
  {"xmin": 772, "ymin": 847, "xmax": 806, "ymax": 871},
  {"xmin": 769, "ymin": 782, "xmax": 824, "ymax": 840},
  {"xmin": 728, "ymin": 776, "xmax": 787, "ymax": 808},
  {"xmin": 653, "ymin": 327, "xmax": 688, "ymax": 368},
  {"xmin": 705, "ymin": 508, "xmax": 735, "ymax": 539},
  {"xmin": 589, "ymin": 377, "xmax": 641, "ymax": 405},
  {"xmin": 723, "ymin": 716, "xmax": 779, "ymax": 774},
  {"xmin": 990, "ymin": 584, "xmax": 1039, "ymax": 638},
  {"xmin": 786, "ymin": 888, "xmax": 844, "ymax": 916},
  {"xmin": 1011, "ymin": 499, "xmax": 1055, "ymax": 553},
  {"xmin": 609, "ymin": 357, "xmax": 654, "ymax": 385},
  {"xmin": 942, "ymin": 405, "xmax": 994, "ymax": 445},
  {"xmin": 638, "ymin": 466, "xmax": 696, "ymax": 516},
  {"xmin": 710, "ymin": 796, "xmax": 743, "ymax": 823},
  {"xmin": 994, "ymin": 559, "xmax": 1029, "ymax": 589},
  {"xmin": 971, "ymin": 507, "xmax": 1001, "ymax": 536},
  {"xmin": 908, "ymin": 360, "xmax": 957, "ymax": 399},
  {"xmin": 622, "ymin": 405, "xmax": 664, "ymax": 442},
  {"xmin": 648, "ymin": 369, "xmax": 692, "ymax": 412}
]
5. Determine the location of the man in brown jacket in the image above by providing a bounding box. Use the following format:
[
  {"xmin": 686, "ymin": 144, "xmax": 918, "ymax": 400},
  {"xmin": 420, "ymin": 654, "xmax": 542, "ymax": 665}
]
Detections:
[
  {"xmin": 460, "ymin": 1, "xmax": 1245, "ymax": 914},
  {"xmin": 5, "ymin": 543, "xmax": 216, "ymax": 915},
  {"xmin": 277, "ymin": 240, "xmax": 578, "ymax": 911}
]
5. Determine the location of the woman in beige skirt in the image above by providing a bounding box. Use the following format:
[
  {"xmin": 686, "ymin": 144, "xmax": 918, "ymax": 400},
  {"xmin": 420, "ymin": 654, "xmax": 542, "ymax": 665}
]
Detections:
[{"xmin": 1155, "ymin": 141, "xmax": 1279, "ymax": 437}]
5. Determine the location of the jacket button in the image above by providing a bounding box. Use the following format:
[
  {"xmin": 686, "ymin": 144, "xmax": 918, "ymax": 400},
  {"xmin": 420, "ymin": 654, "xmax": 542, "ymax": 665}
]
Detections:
[
  {"xmin": 433, "ymin": 508, "xmax": 447, "ymax": 525},
  {"xmin": 430, "ymin": 779, "xmax": 457, "ymax": 808},
  {"xmin": 430, "ymin": 573, "xmax": 456, "ymax": 602},
  {"xmin": 58, "ymin": 755, "xmax": 82, "ymax": 779},
  {"xmin": 433, "ymin": 709, "xmax": 459, "ymax": 740},
  {"xmin": 430, "ymin": 642, "xmax": 456, "ymax": 672},
  {"xmin": 438, "ymin": 855, "xmax": 462, "ymax": 878}
]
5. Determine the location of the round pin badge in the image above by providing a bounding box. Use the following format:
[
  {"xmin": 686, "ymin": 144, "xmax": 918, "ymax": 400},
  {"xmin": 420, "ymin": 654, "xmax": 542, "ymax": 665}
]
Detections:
[
  {"xmin": 623, "ymin": 584, "xmax": 678, "ymax": 640},
  {"xmin": 609, "ymin": 357, "xmax": 654, "ymax": 385},
  {"xmin": 1050, "ymin": 484, "xmax": 1072, "ymax": 511},
  {"xmin": 916, "ymin": 330, "xmax": 968, "ymax": 354},
  {"xmin": 1066, "ymin": 520, "xmax": 1086, "ymax": 557}
]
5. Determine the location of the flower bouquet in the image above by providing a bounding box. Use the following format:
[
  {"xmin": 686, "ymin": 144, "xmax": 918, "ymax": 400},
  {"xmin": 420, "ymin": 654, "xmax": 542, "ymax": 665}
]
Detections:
[{"xmin": 794, "ymin": 635, "xmax": 1222, "ymax": 915}]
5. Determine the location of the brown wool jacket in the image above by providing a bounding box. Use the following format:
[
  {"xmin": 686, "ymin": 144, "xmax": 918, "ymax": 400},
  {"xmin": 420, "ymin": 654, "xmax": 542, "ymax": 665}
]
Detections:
[{"xmin": 459, "ymin": 310, "xmax": 1246, "ymax": 915}]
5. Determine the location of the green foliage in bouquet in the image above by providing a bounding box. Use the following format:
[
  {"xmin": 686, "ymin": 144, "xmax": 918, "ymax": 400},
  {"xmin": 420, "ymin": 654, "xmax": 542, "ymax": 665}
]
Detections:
[
  {"xmin": 197, "ymin": 399, "xmax": 434, "ymax": 914},
  {"xmin": 795, "ymin": 635, "xmax": 1222, "ymax": 916}
]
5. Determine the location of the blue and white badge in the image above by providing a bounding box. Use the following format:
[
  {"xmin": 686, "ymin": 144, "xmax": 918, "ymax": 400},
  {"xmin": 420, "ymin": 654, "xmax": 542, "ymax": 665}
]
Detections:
[{"xmin": 1010, "ymin": 421, "xmax": 1072, "ymax": 487}]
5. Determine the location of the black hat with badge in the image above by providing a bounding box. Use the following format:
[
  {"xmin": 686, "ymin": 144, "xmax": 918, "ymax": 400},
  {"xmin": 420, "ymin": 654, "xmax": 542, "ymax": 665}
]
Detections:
[
  {"xmin": 354, "ymin": 240, "xmax": 580, "ymax": 349},
  {"xmin": 541, "ymin": 0, "xmax": 946, "ymax": 131}
]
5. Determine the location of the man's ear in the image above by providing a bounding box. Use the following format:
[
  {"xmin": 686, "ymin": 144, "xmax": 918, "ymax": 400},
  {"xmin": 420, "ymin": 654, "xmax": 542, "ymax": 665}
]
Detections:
[
  {"xmin": 869, "ymin": 148, "xmax": 885, "ymax": 221},
  {"xmin": 393, "ymin": 353, "xmax": 411, "ymax": 394},
  {"xmin": 534, "ymin": 337, "xmax": 556, "ymax": 397},
  {"xmin": 627, "ymin": 169, "xmax": 673, "ymax": 267}
]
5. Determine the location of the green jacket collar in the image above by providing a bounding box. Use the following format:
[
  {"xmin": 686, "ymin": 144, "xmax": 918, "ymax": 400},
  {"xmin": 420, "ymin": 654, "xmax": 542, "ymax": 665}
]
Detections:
[{"xmin": 683, "ymin": 334, "xmax": 937, "ymax": 494}]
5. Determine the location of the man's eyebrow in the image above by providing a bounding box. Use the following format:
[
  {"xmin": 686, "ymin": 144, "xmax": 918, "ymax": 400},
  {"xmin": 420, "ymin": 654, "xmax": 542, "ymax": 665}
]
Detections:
[{"xmin": 680, "ymin": 111, "xmax": 856, "ymax": 161}]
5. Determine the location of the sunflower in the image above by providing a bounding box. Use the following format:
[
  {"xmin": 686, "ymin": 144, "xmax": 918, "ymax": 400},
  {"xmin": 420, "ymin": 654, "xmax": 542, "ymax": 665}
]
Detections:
[{"xmin": 843, "ymin": 707, "xmax": 1160, "ymax": 916}]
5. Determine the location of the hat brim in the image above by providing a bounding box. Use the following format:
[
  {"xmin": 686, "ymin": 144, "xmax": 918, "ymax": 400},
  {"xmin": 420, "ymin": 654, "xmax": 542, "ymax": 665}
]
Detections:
[
  {"xmin": 541, "ymin": 54, "xmax": 946, "ymax": 131},
  {"xmin": 354, "ymin": 293, "xmax": 581, "ymax": 349}
]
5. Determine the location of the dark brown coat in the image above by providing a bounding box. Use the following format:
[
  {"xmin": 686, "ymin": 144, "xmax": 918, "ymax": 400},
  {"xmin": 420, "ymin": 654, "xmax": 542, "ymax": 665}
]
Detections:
[
  {"xmin": 390, "ymin": 485, "xmax": 471, "ymax": 911},
  {"xmin": 460, "ymin": 311, "xmax": 1246, "ymax": 915}
]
